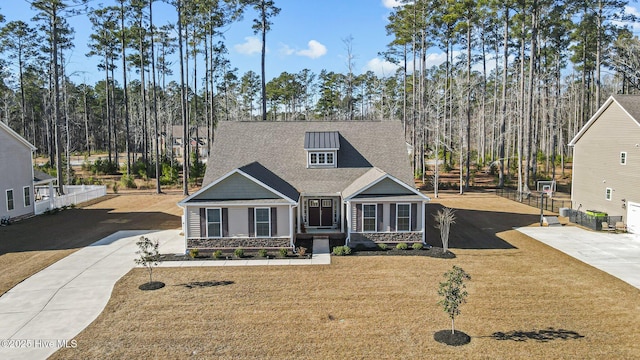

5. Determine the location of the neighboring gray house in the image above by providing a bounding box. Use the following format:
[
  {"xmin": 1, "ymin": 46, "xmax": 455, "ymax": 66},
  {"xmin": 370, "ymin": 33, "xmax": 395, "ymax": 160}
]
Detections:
[
  {"xmin": 0, "ymin": 121, "xmax": 36, "ymax": 220},
  {"xmin": 167, "ymin": 125, "xmax": 209, "ymax": 160},
  {"xmin": 178, "ymin": 121, "xmax": 429, "ymax": 250},
  {"xmin": 569, "ymin": 95, "xmax": 640, "ymax": 234}
]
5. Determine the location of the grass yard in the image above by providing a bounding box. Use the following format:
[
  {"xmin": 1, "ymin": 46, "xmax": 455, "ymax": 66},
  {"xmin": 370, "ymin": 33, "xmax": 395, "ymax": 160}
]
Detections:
[{"xmin": 51, "ymin": 193, "xmax": 640, "ymax": 359}]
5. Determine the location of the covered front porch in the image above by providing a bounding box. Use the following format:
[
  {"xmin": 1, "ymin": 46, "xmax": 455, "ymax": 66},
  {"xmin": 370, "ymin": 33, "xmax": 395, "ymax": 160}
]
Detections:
[{"xmin": 298, "ymin": 194, "xmax": 344, "ymax": 233}]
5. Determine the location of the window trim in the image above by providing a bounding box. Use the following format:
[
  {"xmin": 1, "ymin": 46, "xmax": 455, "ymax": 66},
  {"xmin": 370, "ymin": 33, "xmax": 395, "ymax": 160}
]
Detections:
[
  {"xmin": 206, "ymin": 208, "xmax": 222, "ymax": 238},
  {"xmin": 255, "ymin": 207, "xmax": 271, "ymax": 238},
  {"xmin": 6, "ymin": 189, "xmax": 14, "ymax": 211},
  {"xmin": 396, "ymin": 203, "xmax": 411, "ymax": 232},
  {"xmin": 23, "ymin": 186, "xmax": 31, "ymax": 207},
  {"xmin": 605, "ymin": 187, "xmax": 612, "ymax": 201},
  {"xmin": 620, "ymin": 151, "xmax": 627, "ymax": 165},
  {"xmin": 308, "ymin": 151, "xmax": 336, "ymax": 166},
  {"xmin": 362, "ymin": 204, "xmax": 377, "ymax": 232}
]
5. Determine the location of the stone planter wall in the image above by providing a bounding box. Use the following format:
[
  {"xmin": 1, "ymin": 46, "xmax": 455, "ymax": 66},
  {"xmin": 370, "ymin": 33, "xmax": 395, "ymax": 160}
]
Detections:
[
  {"xmin": 188, "ymin": 237, "xmax": 291, "ymax": 249},
  {"xmin": 350, "ymin": 232, "xmax": 423, "ymax": 246}
]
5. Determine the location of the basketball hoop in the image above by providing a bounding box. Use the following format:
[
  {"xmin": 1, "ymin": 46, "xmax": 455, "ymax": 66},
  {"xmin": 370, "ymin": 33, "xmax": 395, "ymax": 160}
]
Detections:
[{"xmin": 537, "ymin": 180, "xmax": 556, "ymax": 198}]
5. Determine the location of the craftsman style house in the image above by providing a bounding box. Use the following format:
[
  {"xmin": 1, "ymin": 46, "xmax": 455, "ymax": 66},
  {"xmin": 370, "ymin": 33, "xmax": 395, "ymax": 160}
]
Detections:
[
  {"xmin": 0, "ymin": 121, "xmax": 36, "ymax": 220},
  {"xmin": 569, "ymin": 95, "xmax": 640, "ymax": 234},
  {"xmin": 178, "ymin": 121, "xmax": 429, "ymax": 250}
]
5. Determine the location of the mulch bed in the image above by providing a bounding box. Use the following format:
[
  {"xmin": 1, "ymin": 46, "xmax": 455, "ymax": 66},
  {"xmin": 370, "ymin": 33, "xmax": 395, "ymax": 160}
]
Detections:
[
  {"xmin": 138, "ymin": 281, "xmax": 165, "ymax": 291},
  {"xmin": 349, "ymin": 246, "xmax": 456, "ymax": 259},
  {"xmin": 160, "ymin": 252, "xmax": 310, "ymax": 261},
  {"xmin": 433, "ymin": 330, "xmax": 471, "ymax": 346}
]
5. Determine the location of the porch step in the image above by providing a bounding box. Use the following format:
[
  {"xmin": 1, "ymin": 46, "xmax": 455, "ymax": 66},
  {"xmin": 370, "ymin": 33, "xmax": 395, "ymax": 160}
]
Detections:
[{"xmin": 312, "ymin": 236, "xmax": 330, "ymax": 255}]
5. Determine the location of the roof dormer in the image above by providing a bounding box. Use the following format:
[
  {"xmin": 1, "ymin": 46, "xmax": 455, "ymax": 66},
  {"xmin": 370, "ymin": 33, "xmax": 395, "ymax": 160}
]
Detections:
[{"xmin": 304, "ymin": 131, "xmax": 339, "ymax": 168}]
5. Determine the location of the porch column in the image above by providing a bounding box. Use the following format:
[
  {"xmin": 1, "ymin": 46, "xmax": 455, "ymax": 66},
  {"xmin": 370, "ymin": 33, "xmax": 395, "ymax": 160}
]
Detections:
[
  {"xmin": 297, "ymin": 202, "xmax": 301, "ymax": 233},
  {"xmin": 340, "ymin": 198, "xmax": 345, "ymax": 233},
  {"xmin": 421, "ymin": 201, "xmax": 426, "ymax": 244},
  {"xmin": 346, "ymin": 200, "xmax": 351, "ymax": 244},
  {"xmin": 290, "ymin": 205, "xmax": 295, "ymax": 247}
]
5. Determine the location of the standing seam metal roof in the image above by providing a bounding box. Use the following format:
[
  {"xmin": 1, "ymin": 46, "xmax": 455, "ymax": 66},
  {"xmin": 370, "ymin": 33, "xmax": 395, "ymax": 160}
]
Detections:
[{"xmin": 304, "ymin": 131, "xmax": 340, "ymax": 150}]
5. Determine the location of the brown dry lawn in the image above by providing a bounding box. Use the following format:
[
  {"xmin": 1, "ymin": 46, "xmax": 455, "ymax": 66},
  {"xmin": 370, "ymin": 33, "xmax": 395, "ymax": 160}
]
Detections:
[
  {"xmin": 51, "ymin": 192, "xmax": 640, "ymax": 359},
  {"xmin": 0, "ymin": 192, "xmax": 183, "ymax": 295}
]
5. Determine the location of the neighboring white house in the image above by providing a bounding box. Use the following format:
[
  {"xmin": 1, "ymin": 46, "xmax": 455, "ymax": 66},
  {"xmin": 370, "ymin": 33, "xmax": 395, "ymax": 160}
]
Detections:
[
  {"xmin": 0, "ymin": 121, "xmax": 36, "ymax": 220},
  {"xmin": 178, "ymin": 121, "xmax": 429, "ymax": 250},
  {"xmin": 569, "ymin": 95, "xmax": 640, "ymax": 234}
]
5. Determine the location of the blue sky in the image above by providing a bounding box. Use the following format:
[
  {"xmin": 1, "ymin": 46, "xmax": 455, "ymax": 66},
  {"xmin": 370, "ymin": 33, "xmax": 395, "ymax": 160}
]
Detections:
[
  {"xmin": 3, "ymin": 0, "xmax": 640, "ymax": 86},
  {"xmin": 3, "ymin": 0, "xmax": 404, "ymax": 85}
]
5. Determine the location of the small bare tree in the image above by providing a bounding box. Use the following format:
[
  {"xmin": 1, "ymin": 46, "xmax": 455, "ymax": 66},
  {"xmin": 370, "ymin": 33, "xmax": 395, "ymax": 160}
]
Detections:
[
  {"xmin": 434, "ymin": 207, "xmax": 456, "ymax": 251},
  {"xmin": 438, "ymin": 265, "xmax": 471, "ymax": 334},
  {"xmin": 134, "ymin": 236, "xmax": 161, "ymax": 284}
]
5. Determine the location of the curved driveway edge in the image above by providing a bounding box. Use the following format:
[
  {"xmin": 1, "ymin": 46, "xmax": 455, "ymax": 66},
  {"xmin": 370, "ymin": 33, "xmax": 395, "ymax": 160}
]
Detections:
[
  {"xmin": 0, "ymin": 230, "xmax": 330, "ymax": 359},
  {"xmin": 517, "ymin": 226, "xmax": 640, "ymax": 289}
]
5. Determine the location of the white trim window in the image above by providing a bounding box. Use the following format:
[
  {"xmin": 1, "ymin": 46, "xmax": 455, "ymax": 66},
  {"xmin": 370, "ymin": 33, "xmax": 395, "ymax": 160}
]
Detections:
[
  {"xmin": 6, "ymin": 189, "xmax": 14, "ymax": 211},
  {"xmin": 308, "ymin": 151, "xmax": 335, "ymax": 166},
  {"xmin": 620, "ymin": 151, "xmax": 627, "ymax": 165},
  {"xmin": 396, "ymin": 203, "xmax": 411, "ymax": 232},
  {"xmin": 255, "ymin": 207, "xmax": 271, "ymax": 237},
  {"xmin": 605, "ymin": 187, "xmax": 612, "ymax": 201},
  {"xmin": 23, "ymin": 186, "xmax": 31, "ymax": 207},
  {"xmin": 206, "ymin": 208, "xmax": 222, "ymax": 238},
  {"xmin": 363, "ymin": 204, "xmax": 377, "ymax": 232}
]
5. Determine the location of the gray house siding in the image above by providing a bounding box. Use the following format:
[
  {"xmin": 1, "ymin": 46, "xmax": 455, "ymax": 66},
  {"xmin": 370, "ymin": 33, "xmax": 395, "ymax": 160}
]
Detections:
[
  {"xmin": 192, "ymin": 172, "xmax": 282, "ymax": 200},
  {"xmin": 0, "ymin": 124, "xmax": 34, "ymax": 220},
  {"xmin": 359, "ymin": 177, "xmax": 416, "ymax": 196},
  {"xmin": 349, "ymin": 201, "xmax": 423, "ymax": 245},
  {"xmin": 572, "ymin": 99, "xmax": 640, "ymax": 222},
  {"xmin": 184, "ymin": 204, "xmax": 292, "ymax": 249}
]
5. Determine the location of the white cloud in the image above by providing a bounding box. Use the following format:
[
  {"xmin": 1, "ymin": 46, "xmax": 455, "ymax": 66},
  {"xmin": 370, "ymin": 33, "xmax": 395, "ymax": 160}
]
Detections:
[
  {"xmin": 234, "ymin": 37, "xmax": 262, "ymax": 55},
  {"xmin": 621, "ymin": 5, "xmax": 640, "ymax": 33},
  {"xmin": 382, "ymin": 0, "xmax": 407, "ymax": 9},
  {"xmin": 363, "ymin": 57, "xmax": 401, "ymax": 77},
  {"xmin": 279, "ymin": 43, "xmax": 295, "ymax": 56},
  {"xmin": 296, "ymin": 40, "xmax": 327, "ymax": 59}
]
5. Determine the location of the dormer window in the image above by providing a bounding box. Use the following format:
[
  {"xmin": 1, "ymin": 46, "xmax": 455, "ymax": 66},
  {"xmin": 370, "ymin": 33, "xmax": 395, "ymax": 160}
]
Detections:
[{"xmin": 305, "ymin": 131, "xmax": 340, "ymax": 168}]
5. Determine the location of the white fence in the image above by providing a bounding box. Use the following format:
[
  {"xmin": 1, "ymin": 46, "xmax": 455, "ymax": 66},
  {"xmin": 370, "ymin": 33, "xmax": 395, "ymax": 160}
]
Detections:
[{"xmin": 34, "ymin": 185, "xmax": 107, "ymax": 215}]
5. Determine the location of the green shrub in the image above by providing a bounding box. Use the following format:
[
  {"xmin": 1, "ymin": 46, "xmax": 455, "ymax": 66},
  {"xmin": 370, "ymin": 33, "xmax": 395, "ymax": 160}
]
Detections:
[
  {"xmin": 343, "ymin": 246, "xmax": 352, "ymax": 255},
  {"xmin": 332, "ymin": 246, "xmax": 345, "ymax": 256},
  {"xmin": 258, "ymin": 249, "xmax": 268, "ymax": 258},
  {"xmin": 378, "ymin": 243, "xmax": 388, "ymax": 250},
  {"xmin": 279, "ymin": 248, "xmax": 289, "ymax": 257},
  {"xmin": 160, "ymin": 162, "xmax": 179, "ymax": 185},
  {"xmin": 112, "ymin": 182, "xmax": 119, "ymax": 194},
  {"xmin": 396, "ymin": 242, "xmax": 409, "ymax": 250},
  {"xmin": 120, "ymin": 174, "xmax": 137, "ymax": 189},
  {"xmin": 234, "ymin": 247, "xmax": 245, "ymax": 258},
  {"xmin": 213, "ymin": 250, "xmax": 223, "ymax": 259},
  {"xmin": 189, "ymin": 248, "xmax": 199, "ymax": 258},
  {"xmin": 412, "ymin": 243, "xmax": 424, "ymax": 250}
]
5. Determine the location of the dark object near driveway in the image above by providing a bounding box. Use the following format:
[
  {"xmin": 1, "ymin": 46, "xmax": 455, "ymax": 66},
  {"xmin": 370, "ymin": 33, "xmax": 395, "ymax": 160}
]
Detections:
[
  {"xmin": 434, "ymin": 330, "xmax": 471, "ymax": 346},
  {"xmin": 139, "ymin": 281, "xmax": 165, "ymax": 291}
]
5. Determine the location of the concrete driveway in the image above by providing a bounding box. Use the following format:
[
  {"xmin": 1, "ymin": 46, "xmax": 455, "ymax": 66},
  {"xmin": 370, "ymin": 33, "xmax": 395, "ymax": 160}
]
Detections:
[
  {"xmin": 517, "ymin": 226, "xmax": 640, "ymax": 289},
  {"xmin": 0, "ymin": 229, "xmax": 182, "ymax": 360}
]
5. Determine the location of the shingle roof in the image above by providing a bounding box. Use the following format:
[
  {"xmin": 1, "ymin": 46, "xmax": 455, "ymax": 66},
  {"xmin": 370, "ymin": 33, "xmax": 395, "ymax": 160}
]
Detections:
[
  {"xmin": 203, "ymin": 121, "xmax": 414, "ymax": 196},
  {"xmin": 304, "ymin": 131, "xmax": 340, "ymax": 150}
]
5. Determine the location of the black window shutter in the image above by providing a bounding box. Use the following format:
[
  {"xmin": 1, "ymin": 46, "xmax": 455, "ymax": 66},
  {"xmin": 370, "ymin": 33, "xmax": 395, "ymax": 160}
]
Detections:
[
  {"xmin": 222, "ymin": 208, "xmax": 229, "ymax": 237},
  {"xmin": 271, "ymin": 207, "xmax": 277, "ymax": 237},
  {"xmin": 248, "ymin": 207, "xmax": 255, "ymax": 237},
  {"xmin": 389, "ymin": 203, "xmax": 396, "ymax": 231},
  {"xmin": 355, "ymin": 204, "xmax": 362, "ymax": 232},
  {"xmin": 377, "ymin": 203, "xmax": 384, "ymax": 232},
  {"xmin": 199, "ymin": 208, "xmax": 206, "ymax": 237},
  {"xmin": 411, "ymin": 203, "xmax": 418, "ymax": 231}
]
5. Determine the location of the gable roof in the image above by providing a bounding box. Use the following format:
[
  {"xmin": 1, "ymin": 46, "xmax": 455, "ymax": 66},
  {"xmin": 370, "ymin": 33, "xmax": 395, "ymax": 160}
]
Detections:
[
  {"xmin": 0, "ymin": 121, "xmax": 36, "ymax": 151},
  {"xmin": 342, "ymin": 167, "xmax": 429, "ymax": 200},
  {"xmin": 179, "ymin": 166, "xmax": 298, "ymax": 206},
  {"xmin": 203, "ymin": 121, "xmax": 415, "ymax": 195},
  {"xmin": 569, "ymin": 95, "xmax": 640, "ymax": 146}
]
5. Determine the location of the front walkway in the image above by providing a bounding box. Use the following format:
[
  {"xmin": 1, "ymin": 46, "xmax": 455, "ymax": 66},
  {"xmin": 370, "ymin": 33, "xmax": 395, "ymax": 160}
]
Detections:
[
  {"xmin": 0, "ymin": 230, "xmax": 330, "ymax": 359},
  {"xmin": 517, "ymin": 226, "xmax": 640, "ymax": 289}
]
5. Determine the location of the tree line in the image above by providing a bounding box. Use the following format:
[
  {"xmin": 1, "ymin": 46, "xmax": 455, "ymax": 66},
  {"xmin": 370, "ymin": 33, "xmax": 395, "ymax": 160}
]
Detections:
[{"xmin": 1, "ymin": 0, "xmax": 639, "ymax": 197}]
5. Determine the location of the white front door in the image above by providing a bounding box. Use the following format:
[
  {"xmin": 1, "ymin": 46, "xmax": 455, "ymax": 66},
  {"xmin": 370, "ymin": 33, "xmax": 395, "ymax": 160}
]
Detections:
[{"xmin": 627, "ymin": 202, "xmax": 640, "ymax": 234}]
